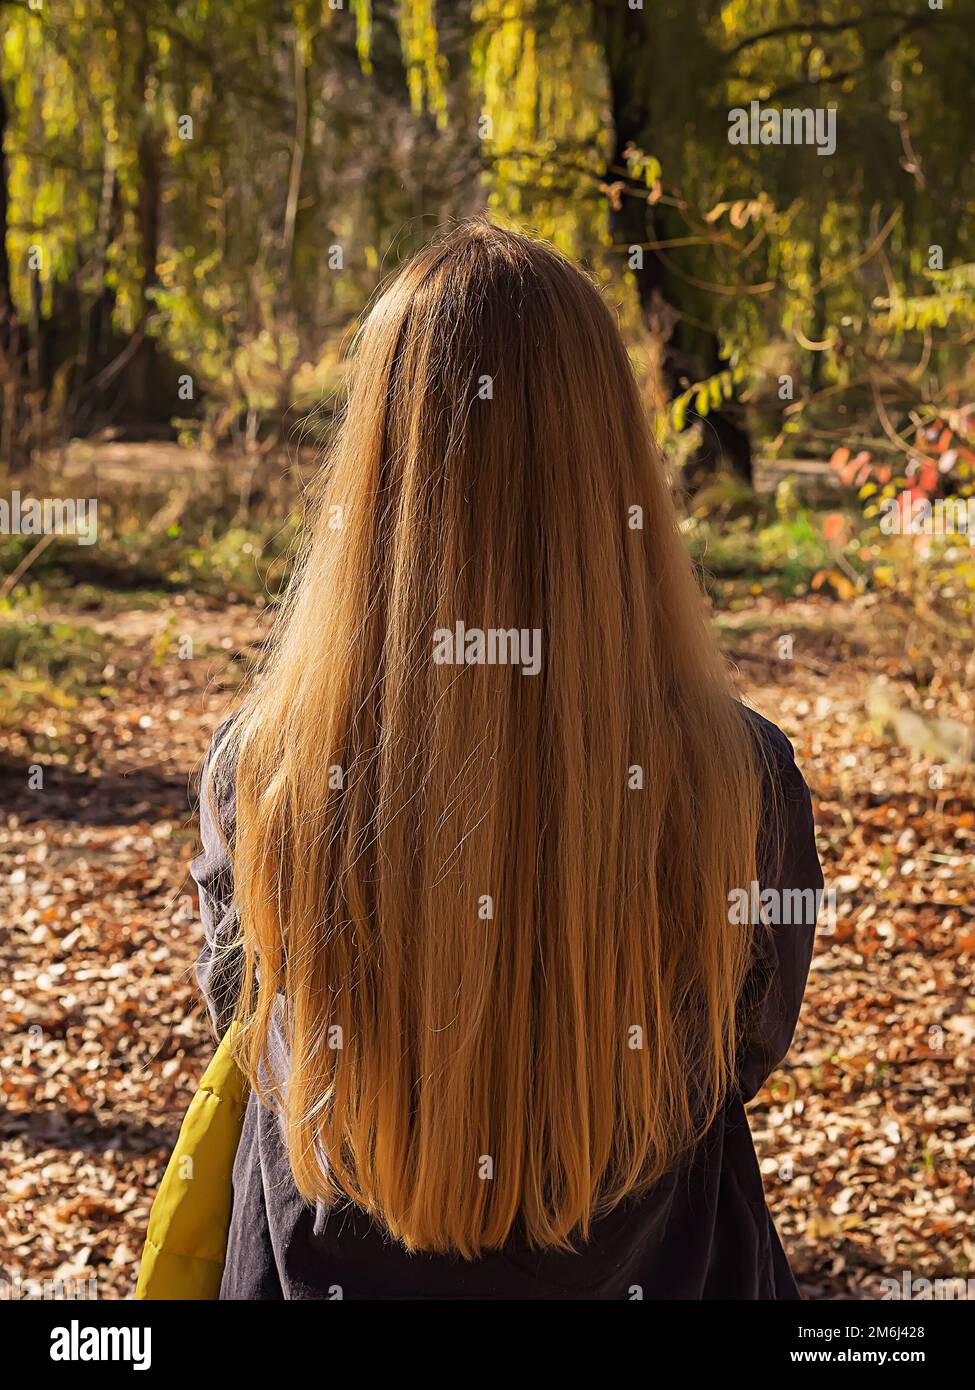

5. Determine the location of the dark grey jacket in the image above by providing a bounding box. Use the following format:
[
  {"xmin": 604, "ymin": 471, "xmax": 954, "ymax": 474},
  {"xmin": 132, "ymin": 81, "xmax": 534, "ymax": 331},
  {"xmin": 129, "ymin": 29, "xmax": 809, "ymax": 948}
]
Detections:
[{"xmin": 191, "ymin": 709, "xmax": 822, "ymax": 1300}]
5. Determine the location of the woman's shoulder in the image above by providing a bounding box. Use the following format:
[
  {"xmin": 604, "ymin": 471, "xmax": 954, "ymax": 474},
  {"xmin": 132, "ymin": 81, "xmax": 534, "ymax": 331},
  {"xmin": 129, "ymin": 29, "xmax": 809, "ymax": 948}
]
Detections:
[
  {"xmin": 738, "ymin": 705, "xmax": 809, "ymax": 803},
  {"xmin": 200, "ymin": 713, "xmax": 240, "ymax": 839},
  {"xmin": 736, "ymin": 703, "xmax": 820, "ymax": 894}
]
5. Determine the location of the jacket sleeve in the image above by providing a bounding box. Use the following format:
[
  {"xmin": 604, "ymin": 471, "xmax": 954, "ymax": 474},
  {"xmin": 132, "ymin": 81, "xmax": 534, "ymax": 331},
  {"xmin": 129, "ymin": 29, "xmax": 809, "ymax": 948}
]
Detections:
[
  {"xmin": 737, "ymin": 714, "xmax": 823, "ymax": 1104},
  {"xmin": 191, "ymin": 718, "xmax": 243, "ymax": 1036}
]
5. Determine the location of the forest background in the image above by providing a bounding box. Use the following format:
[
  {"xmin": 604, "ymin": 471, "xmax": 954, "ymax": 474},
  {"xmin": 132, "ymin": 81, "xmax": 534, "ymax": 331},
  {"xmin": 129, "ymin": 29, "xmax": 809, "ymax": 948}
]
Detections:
[{"xmin": 1, "ymin": 0, "xmax": 973, "ymax": 1299}]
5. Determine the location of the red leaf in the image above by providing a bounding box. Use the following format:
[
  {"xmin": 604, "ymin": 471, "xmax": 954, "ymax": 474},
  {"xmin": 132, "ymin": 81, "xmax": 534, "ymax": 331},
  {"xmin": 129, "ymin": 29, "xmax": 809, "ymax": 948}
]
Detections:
[{"xmin": 919, "ymin": 463, "xmax": 938, "ymax": 493}]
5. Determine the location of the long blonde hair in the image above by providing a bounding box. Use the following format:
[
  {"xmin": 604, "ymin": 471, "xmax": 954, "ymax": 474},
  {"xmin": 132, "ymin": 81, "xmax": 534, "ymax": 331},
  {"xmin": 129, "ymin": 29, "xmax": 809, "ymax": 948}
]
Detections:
[{"xmin": 215, "ymin": 221, "xmax": 762, "ymax": 1257}]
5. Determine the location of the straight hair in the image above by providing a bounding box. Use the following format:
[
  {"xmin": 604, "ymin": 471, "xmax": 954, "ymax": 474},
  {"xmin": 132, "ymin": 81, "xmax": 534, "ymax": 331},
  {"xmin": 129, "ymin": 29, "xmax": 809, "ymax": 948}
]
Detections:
[{"xmin": 213, "ymin": 220, "xmax": 763, "ymax": 1256}]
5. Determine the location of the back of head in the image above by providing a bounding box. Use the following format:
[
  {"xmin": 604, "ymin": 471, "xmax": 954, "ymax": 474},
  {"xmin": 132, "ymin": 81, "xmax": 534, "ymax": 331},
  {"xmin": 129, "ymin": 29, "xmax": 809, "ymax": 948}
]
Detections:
[{"xmin": 222, "ymin": 220, "xmax": 761, "ymax": 1256}]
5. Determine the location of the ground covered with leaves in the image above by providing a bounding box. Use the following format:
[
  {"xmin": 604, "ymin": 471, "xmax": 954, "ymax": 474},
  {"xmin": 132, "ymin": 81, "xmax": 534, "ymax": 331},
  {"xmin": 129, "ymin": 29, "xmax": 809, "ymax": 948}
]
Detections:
[{"xmin": 1, "ymin": 578, "xmax": 972, "ymax": 1299}]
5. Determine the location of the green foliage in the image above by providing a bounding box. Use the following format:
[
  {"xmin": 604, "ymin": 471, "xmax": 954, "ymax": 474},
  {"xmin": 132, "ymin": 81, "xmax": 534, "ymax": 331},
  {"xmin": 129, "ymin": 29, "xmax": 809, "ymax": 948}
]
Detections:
[
  {"xmin": 471, "ymin": 0, "xmax": 611, "ymax": 261},
  {"xmin": 684, "ymin": 496, "xmax": 844, "ymax": 599},
  {"xmin": 667, "ymin": 365, "xmax": 746, "ymax": 435},
  {"xmin": 2, "ymin": 0, "xmax": 476, "ymax": 438},
  {"xmin": 0, "ymin": 504, "xmax": 300, "ymax": 603},
  {"xmin": 2, "ymin": 0, "xmax": 973, "ymax": 478},
  {"xmin": 0, "ymin": 614, "xmax": 112, "ymax": 721}
]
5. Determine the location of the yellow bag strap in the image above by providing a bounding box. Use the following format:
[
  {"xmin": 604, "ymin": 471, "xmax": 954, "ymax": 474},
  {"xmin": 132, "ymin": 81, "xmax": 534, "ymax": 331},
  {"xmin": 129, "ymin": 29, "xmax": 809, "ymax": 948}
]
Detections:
[{"xmin": 136, "ymin": 1025, "xmax": 249, "ymax": 1300}]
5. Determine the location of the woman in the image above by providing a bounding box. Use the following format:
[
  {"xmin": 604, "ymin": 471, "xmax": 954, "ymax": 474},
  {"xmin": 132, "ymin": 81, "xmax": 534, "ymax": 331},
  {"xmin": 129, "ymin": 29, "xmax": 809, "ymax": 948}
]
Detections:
[{"xmin": 192, "ymin": 221, "xmax": 822, "ymax": 1300}]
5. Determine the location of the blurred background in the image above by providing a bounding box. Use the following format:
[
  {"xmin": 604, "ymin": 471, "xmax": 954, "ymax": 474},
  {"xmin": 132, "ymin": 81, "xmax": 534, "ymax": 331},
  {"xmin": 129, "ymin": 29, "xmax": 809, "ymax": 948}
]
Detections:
[{"xmin": 0, "ymin": 1, "xmax": 973, "ymax": 1300}]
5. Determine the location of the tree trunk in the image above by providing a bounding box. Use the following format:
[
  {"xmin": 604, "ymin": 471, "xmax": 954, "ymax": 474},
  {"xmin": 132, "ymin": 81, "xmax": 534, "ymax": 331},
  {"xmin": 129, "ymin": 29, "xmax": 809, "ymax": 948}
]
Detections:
[
  {"xmin": 125, "ymin": 17, "xmax": 161, "ymax": 418},
  {"xmin": 594, "ymin": 2, "xmax": 752, "ymax": 486},
  {"xmin": 0, "ymin": 79, "xmax": 29, "ymax": 467}
]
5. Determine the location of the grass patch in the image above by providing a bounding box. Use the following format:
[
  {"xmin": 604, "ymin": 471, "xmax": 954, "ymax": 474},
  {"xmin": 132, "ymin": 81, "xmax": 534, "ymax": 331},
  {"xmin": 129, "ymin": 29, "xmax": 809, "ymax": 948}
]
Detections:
[
  {"xmin": 685, "ymin": 509, "xmax": 836, "ymax": 599},
  {"xmin": 0, "ymin": 616, "xmax": 116, "ymax": 723},
  {"xmin": 0, "ymin": 515, "xmax": 299, "ymax": 604}
]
